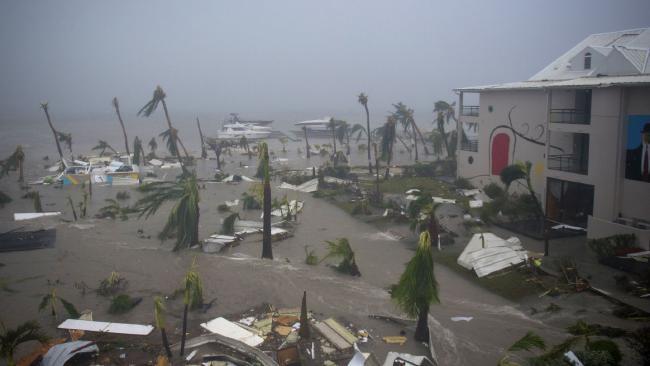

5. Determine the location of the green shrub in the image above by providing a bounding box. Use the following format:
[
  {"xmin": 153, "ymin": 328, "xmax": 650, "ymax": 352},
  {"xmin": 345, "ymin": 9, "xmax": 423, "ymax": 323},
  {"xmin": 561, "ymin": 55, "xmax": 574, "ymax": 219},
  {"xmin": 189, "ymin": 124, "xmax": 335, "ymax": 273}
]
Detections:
[
  {"xmin": 454, "ymin": 177, "xmax": 474, "ymax": 189},
  {"xmin": 586, "ymin": 339, "xmax": 622, "ymax": 365},
  {"xmin": 109, "ymin": 294, "xmax": 142, "ymax": 314},
  {"xmin": 483, "ymin": 182, "xmax": 505, "ymax": 199},
  {"xmin": 627, "ymin": 326, "xmax": 650, "ymax": 365},
  {"xmin": 588, "ymin": 234, "xmax": 637, "ymax": 260},
  {"xmin": 116, "ymin": 191, "xmax": 130, "ymax": 200},
  {"xmin": 574, "ymin": 350, "xmax": 616, "ymax": 366},
  {"xmin": 322, "ymin": 164, "xmax": 350, "ymax": 179}
]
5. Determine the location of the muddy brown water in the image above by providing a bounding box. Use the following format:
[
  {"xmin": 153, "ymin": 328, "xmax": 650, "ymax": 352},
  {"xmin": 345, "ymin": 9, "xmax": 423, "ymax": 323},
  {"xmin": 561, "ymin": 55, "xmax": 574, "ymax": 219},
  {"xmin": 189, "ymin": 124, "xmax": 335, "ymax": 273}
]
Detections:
[{"xmin": 0, "ymin": 136, "xmax": 644, "ymax": 365}]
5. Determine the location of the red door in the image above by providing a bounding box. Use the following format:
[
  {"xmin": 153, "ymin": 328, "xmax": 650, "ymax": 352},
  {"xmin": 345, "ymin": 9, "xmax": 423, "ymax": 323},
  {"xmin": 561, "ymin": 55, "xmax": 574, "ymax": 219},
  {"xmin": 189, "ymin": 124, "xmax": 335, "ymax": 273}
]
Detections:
[{"xmin": 492, "ymin": 133, "xmax": 510, "ymax": 175}]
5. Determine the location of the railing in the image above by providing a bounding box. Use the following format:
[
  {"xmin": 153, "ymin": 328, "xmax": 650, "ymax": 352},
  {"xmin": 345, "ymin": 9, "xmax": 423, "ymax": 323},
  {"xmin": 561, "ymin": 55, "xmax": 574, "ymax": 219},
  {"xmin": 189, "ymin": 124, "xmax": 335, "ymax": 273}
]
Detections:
[
  {"xmin": 548, "ymin": 154, "xmax": 588, "ymax": 175},
  {"xmin": 460, "ymin": 140, "xmax": 478, "ymax": 152},
  {"xmin": 461, "ymin": 106, "xmax": 479, "ymax": 117},
  {"xmin": 550, "ymin": 109, "xmax": 590, "ymax": 124}
]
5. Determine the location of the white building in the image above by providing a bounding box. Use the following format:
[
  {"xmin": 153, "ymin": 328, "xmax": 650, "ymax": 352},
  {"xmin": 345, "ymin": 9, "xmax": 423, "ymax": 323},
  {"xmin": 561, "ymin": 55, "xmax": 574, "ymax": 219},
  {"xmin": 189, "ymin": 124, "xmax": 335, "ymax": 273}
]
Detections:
[{"xmin": 455, "ymin": 28, "xmax": 650, "ymax": 248}]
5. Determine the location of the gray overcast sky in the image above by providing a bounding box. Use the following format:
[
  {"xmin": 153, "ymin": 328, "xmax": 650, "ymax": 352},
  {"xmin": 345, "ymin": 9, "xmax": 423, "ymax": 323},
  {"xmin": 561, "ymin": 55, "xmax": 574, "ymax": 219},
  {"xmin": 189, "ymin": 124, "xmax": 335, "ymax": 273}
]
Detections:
[{"xmin": 1, "ymin": 0, "xmax": 649, "ymax": 124}]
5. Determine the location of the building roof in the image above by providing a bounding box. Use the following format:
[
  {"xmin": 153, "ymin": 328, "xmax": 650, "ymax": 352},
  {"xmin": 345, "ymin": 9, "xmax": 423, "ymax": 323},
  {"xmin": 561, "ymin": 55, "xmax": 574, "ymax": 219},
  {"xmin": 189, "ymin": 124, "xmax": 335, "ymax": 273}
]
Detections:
[{"xmin": 454, "ymin": 74, "xmax": 650, "ymax": 92}]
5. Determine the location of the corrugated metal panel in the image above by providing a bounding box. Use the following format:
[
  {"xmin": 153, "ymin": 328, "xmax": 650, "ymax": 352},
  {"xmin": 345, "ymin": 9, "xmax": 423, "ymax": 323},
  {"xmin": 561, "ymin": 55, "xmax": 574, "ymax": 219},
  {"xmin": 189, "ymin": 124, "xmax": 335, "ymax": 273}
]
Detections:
[{"xmin": 455, "ymin": 74, "xmax": 650, "ymax": 92}]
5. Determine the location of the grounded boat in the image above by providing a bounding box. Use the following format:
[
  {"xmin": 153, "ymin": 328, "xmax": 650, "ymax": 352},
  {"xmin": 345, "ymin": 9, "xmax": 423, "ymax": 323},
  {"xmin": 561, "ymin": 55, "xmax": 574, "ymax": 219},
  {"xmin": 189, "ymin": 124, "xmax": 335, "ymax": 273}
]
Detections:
[
  {"xmin": 291, "ymin": 117, "xmax": 333, "ymax": 139},
  {"xmin": 216, "ymin": 122, "xmax": 272, "ymax": 140}
]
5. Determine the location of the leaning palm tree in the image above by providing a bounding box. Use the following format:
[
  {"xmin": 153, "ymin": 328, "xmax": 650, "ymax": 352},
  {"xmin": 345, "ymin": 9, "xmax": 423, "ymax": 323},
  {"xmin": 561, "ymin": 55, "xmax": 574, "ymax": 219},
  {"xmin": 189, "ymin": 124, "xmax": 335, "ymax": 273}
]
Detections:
[
  {"xmin": 0, "ymin": 146, "xmax": 25, "ymax": 182},
  {"xmin": 498, "ymin": 331, "xmax": 546, "ymax": 366},
  {"xmin": 205, "ymin": 138, "xmax": 229, "ymax": 171},
  {"xmin": 40, "ymin": 102, "xmax": 65, "ymax": 167},
  {"xmin": 379, "ymin": 116, "xmax": 397, "ymax": 179},
  {"xmin": 1, "ymin": 320, "xmax": 48, "ymax": 366},
  {"xmin": 132, "ymin": 136, "xmax": 146, "ymax": 166},
  {"xmin": 92, "ymin": 140, "xmax": 118, "ymax": 156},
  {"xmin": 393, "ymin": 103, "xmax": 419, "ymax": 161},
  {"xmin": 320, "ymin": 238, "xmax": 360, "ymax": 276},
  {"xmin": 358, "ymin": 93, "xmax": 373, "ymax": 174},
  {"xmin": 500, "ymin": 162, "xmax": 544, "ymax": 222},
  {"xmin": 302, "ymin": 126, "xmax": 311, "ymax": 159},
  {"xmin": 391, "ymin": 231, "xmax": 439, "ymax": 342},
  {"xmin": 112, "ymin": 97, "xmax": 130, "ymax": 156},
  {"xmin": 153, "ymin": 296, "xmax": 172, "ymax": 358},
  {"xmin": 138, "ymin": 86, "xmax": 186, "ymax": 173},
  {"xmin": 135, "ymin": 174, "xmax": 200, "ymax": 251},
  {"xmin": 433, "ymin": 101, "xmax": 457, "ymax": 158},
  {"xmin": 38, "ymin": 287, "xmax": 80, "ymax": 319},
  {"xmin": 259, "ymin": 142, "xmax": 273, "ymax": 260},
  {"xmin": 328, "ymin": 118, "xmax": 338, "ymax": 155},
  {"xmin": 196, "ymin": 117, "xmax": 207, "ymax": 159},
  {"xmin": 56, "ymin": 131, "xmax": 73, "ymax": 157},
  {"xmin": 160, "ymin": 128, "xmax": 191, "ymax": 160},
  {"xmin": 148, "ymin": 137, "xmax": 158, "ymax": 158},
  {"xmin": 180, "ymin": 259, "xmax": 203, "ymax": 356}
]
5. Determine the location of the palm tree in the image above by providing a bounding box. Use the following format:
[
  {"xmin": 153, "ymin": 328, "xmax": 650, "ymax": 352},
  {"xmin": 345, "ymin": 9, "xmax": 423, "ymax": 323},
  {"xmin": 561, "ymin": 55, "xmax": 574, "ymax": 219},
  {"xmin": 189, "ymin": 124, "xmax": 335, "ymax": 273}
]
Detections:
[
  {"xmin": 196, "ymin": 117, "xmax": 207, "ymax": 159},
  {"xmin": 0, "ymin": 146, "xmax": 25, "ymax": 182},
  {"xmin": 302, "ymin": 126, "xmax": 311, "ymax": 159},
  {"xmin": 320, "ymin": 238, "xmax": 360, "ymax": 276},
  {"xmin": 328, "ymin": 118, "xmax": 338, "ymax": 155},
  {"xmin": 379, "ymin": 116, "xmax": 397, "ymax": 179},
  {"xmin": 135, "ymin": 174, "xmax": 200, "ymax": 251},
  {"xmin": 393, "ymin": 103, "xmax": 429, "ymax": 160},
  {"xmin": 138, "ymin": 86, "xmax": 186, "ymax": 173},
  {"xmin": 56, "ymin": 131, "xmax": 73, "ymax": 157},
  {"xmin": 429, "ymin": 130, "xmax": 444, "ymax": 158},
  {"xmin": 153, "ymin": 296, "xmax": 172, "ymax": 358},
  {"xmin": 433, "ymin": 101, "xmax": 457, "ymax": 158},
  {"xmin": 1, "ymin": 320, "xmax": 48, "ymax": 366},
  {"xmin": 259, "ymin": 142, "xmax": 273, "ymax": 260},
  {"xmin": 160, "ymin": 128, "xmax": 191, "ymax": 160},
  {"xmin": 358, "ymin": 93, "xmax": 373, "ymax": 174},
  {"xmin": 391, "ymin": 231, "xmax": 439, "ymax": 342},
  {"xmin": 92, "ymin": 140, "xmax": 118, "ymax": 156},
  {"xmin": 148, "ymin": 137, "xmax": 158, "ymax": 158},
  {"xmin": 133, "ymin": 136, "xmax": 146, "ymax": 166},
  {"xmin": 205, "ymin": 138, "xmax": 229, "ymax": 171},
  {"xmin": 299, "ymin": 291, "xmax": 310, "ymax": 339},
  {"xmin": 180, "ymin": 259, "xmax": 203, "ymax": 356},
  {"xmin": 239, "ymin": 136, "xmax": 252, "ymax": 160},
  {"xmin": 112, "ymin": 97, "xmax": 130, "ymax": 156},
  {"xmin": 498, "ymin": 332, "xmax": 546, "ymax": 366},
  {"xmin": 40, "ymin": 102, "xmax": 64, "ymax": 166},
  {"xmin": 38, "ymin": 288, "xmax": 80, "ymax": 319}
]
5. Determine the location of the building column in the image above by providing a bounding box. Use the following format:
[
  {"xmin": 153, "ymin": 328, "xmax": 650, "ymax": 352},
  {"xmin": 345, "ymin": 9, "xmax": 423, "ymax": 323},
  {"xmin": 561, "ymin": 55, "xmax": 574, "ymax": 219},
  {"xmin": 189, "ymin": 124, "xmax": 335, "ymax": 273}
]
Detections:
[{"xmin": 457, "ymin": 91, "xmax": 464, "ymax": 179}]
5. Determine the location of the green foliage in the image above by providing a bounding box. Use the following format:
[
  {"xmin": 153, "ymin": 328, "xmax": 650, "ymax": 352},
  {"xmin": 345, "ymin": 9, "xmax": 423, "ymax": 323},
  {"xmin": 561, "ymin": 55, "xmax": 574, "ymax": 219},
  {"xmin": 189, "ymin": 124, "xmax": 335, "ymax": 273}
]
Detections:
[
  {"xmin": 241, "ymin": 192, "xmax": 261, "ymax": 210},
  {"xmin": 133, "ymin": 136, "xmax": 145, "ymax": 165},
  {"xmin": 92, "ymin": 140, "xmax": 117, "ymax": 156},
  {"xmin": 321, "ymin": 163, "xmax": 350, "ymax": 179},
  {"xmin": 116, "ymin": 191, "xmax": 131, "ymax": 200},
  {"xmin": 0, "ymin": 146, "xmax": 25, "ymax": 179},
  {"xmin": 182, "ymin": 259, "xmax": 203, "ymax": 310},
  {"xmin": 453, "ymin": 177, "xmax": 474, "ymax": 189},
  {"xmin": 135, "ymin": 174, "xmax": 200, "ymax": 251},
  {"xmin": 97, "ymin": 272, "xmax": 128, "ymax": 296},
  {"xmin": 38, "ymin": 288, "xmax": 80, "ymax": 319},
  {"xmin": 567, "ymin": 320, "xmax": 628, "ymax": 338},
  {"xmin": 97, "ymin": 199, "xmax": 130, "ymax": 220},
  {"xmin": 1, "ymin": 320, "xmax": 48, "ymax": 365},
  {"xmin": 109, "ymin": 294, "xmax": 142, "ymax": 314},
  {"xmin": 500, "ymin": 163, "xmax": 527, "ymax": 191},
  {"xmin": 304, "ymin": 246, "xmax": 318, "ymax": 265},
  {"xmin": 573, "ymin": 350, "xmax": 616, "ymax": 366},
  {"xmin": 351, "ymin": 199, "xmax": 371, "ymax": 216},
  {"xmin": 508, "ymin": 331, "xmax": 546, "ymax": 353},
  {"xmin": 220, "ymin": 213, "xmax": 240, "ymax": 235},
  {"xmin": 153, "ymin": 296, "xmax": 167, "ymax": 329},
  {"xmin": 391, "ymin": 232, "xmax": 439, "ymax": 318},
  {"xmin": 626, "ymin": 327, "xmax": 650, "ymax": 365},
  {"xmin": 484, "ymin": 182, "xmax": 505, "ymax": 199},
  {"xmin": 586, "ymin": 339, "xmax": 622, "ymax": 365},
  {"xmin": 321, "ymin": 238, "xmax": 361, "ymax": 276},
  {"xmin": 588, "ymin": 234, "xmax": 637, "ymax": 260}
]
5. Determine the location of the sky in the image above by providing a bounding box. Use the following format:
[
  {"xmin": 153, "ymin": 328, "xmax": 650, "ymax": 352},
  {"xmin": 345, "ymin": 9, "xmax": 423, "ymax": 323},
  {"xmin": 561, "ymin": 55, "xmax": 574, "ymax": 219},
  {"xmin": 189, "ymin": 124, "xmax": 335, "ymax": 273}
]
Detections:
[{"xmin": 1, "ymin": 0, "xmax": 649, "ymax": 126}]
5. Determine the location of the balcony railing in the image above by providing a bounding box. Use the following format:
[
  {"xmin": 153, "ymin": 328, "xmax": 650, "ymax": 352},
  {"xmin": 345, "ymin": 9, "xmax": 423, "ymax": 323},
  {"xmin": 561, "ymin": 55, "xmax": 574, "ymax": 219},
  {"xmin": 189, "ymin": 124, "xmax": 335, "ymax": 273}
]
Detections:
[
  {"xmin": 548, "ymin": 154, "xmax": 588, "ymax": 175},
  {"xmin": 460, "ymin": 140, "xmax": 478, "ymax": 152},
  {"xmin": 461, "ymin": 106, "xmax": 479, "ymax": 117},
  {"xmin": 550, "ymin": 109, "xmax": 590, "ymax": 124}
]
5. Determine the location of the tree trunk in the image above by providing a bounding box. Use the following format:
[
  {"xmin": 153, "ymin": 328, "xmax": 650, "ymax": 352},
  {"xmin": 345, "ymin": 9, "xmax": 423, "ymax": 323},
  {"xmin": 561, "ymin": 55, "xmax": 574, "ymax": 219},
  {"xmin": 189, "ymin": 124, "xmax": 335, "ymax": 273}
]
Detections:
[
  {"xmin": 196, "ymin": 118, "xmax": 207, "ymax": 159},
  {"xmin": 161, "ymin": 327, "xmax": 172, "ymax": 358},
  {"xmin": 364, "ymin": 104, "xmax": 373, "ymax": 174},
  {"xmin": 373, "ymin": 143, "xmax": 380, "ymax": 196},
  {"xmin": 303, "ymin": 128, "xmax": 311, "ymax": 159},
  {"xmin": 412, "ymin": 123, "xmax": 419, "ymax": 162},
  {"xmin": 180, "ymin": 304, "xmax": 188, "ymax": 356},
  {"xmin": 331, "ymin": 127, "xmax": 337, "ymax": 155},
  {"xmin": 299, "ymin": 291, "xmax": 310, "ymax": 339},
  {"xmin": 194, "ymin": 202, "xmax": 200, "ymax": 247},
  {"xmin": 176, "ymin": 135, "xmax": 191, "ymax": 160},
  {"xmin": 346, "ymin": 132, "xmax": 351, "ymax": 156},
  {"xmin": 160, "ymin": 100, "xmax": 185, "ymax": 172},
  {"xmin": 427, "ymin": 209, "xmax": 439, "ymax": 248},
  {"xmin": 18, "ymin": 159, "xmax": 23, "ymax": 182},
  {"xmin": 411, "ymin": 119, "xmax": 430, "ymax": 155},
  {"xmin": 261, "ymin": 179, "xmax": 273, "ymax": 259},
  {"xmin": 42, "ymin": 105, "xmax": 65, "ymax": 164},
  {"xmin": 384, "ymin": 141, "xmax": 393, "ymax": 180},
  {"xmin": 113, "ymin": 99, "xmax": 131, "ymax": 156},
  {"xmin": 414, "ymin": 306, "xmax": 429, "ymax": 342}
]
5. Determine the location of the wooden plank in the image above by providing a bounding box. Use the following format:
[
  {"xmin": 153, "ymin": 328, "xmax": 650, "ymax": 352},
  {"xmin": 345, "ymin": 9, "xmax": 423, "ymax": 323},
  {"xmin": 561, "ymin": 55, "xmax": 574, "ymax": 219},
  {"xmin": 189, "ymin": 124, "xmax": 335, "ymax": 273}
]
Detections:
[
  {"xmin": 323, "ymin": 318, "xmax": 358, "ymax": 345},
  {"xmin": 313, "ymin": 322, "xmax": 351, "ymax": 350}
]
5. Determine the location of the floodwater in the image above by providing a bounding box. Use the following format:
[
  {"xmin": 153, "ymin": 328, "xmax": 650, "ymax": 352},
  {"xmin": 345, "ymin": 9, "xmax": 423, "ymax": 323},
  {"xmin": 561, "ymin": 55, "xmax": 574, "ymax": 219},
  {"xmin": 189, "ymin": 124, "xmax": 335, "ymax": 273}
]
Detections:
[{"xmin": 0, "ymin": 119, "xmax": 642, "ymax": 364}]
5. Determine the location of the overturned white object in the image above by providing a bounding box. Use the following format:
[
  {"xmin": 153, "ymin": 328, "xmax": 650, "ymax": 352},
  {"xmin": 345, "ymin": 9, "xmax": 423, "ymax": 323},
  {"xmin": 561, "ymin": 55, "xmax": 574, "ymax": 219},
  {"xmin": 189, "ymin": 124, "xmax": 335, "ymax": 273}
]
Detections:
[
  {"xmin": 278, "ymin": 178, "xmax": 319, "ymax": 193},
  {"xmin": 405, "ymin": 189, "xmax": 421, "ymax": 195},
  {"xmin": 148, "ymin": 158, "xmax": 163, "ymax": 166},
  {"xmin": 203, "ymin": 235, "xmax": 239, "ymax": 253},
  {"xmin": 200, "ymin": 317, "xmax": 265, "ymax": 347},
  {"xmin": 348, "ymin": 343, "xmax": 372, "ymax": 366},
  {"xmin": 450, "ymin": 316, "xmax": 473, "ymax": 322},
  {"xmin": 457, "ymin": 233, "xmax": 526, "ymax": 278},
  {"xmin": 58, "ymin": 319, "xmax": 154, "ymax": 335},
  {"xmin": 324, "ymin": 176, "xmax": 351, "ymax": 185},
  {"xmin": 469, "ymin": 200, "xmax": 483, "ymax": 208},
  {"xmin": 459, "ymin": 189, "xmax": 480, "ymax": 197},
  {"xmin": 552, "ymin": 224, "xmax": 586, "ymax": 232},
  {"xmin": 405, "ymin": 194, "xmax": 419, "ymax": 201},
  {"xmin": 42, "ymin": 341, "xmax": 99, "ymax": 366},
  {"xmin": 14, "ymin": 212, "xmax": 61, "ymax": 221},
  {"xmin": 433, "ymin": 197, "xmax": 456, "ymax": 204},
  {"xmin": 224, "ymin": 199, "xmax": 239, "ymax": 207},
  {"xmin": 382, "ymin": 352, "xmax": 431, "ymax": 366}
]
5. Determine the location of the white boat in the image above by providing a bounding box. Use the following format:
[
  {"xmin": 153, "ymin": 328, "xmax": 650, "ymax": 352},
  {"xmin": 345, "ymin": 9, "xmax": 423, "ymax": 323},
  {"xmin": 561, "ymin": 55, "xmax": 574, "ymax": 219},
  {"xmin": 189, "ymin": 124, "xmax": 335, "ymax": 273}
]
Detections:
[
  {"xmin": 216, "ymin": 122, "xmax": 272, "ymax": 140},
  {"xmin": 292, "ymin": 117, "xmax": 333, "ymax": 138}
]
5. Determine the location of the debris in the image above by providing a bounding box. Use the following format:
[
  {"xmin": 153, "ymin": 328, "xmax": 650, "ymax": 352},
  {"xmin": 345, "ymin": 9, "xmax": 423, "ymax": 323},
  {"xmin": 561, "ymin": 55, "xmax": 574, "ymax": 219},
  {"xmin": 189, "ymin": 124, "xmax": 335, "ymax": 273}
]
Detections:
[
  {"xmin": 314, "ymin": 321, "xmax": 353, "ymax": 350},
  {"xmin": 382, "ymin": 336, "xmax": 407, "ymax": 345},
  {"xmin": 432, "ymin": 197, "xmax": 456, "ymax": 204},
  {"xmin": 14, "ymin": 212, "xmax": 61, "ymax": 221},
  {"xmin": 238, "ymin": 316, "xmax": 256, "ymax": 326},
  {"xmin": 185, "ymin": 349, "xmax": 197, "ymax": 362},
  {"xmin": 268, "ymin": 200, "xmax": 304, "ymax": 218},
  {"xmin": 468, "ymin": 200, "xmax": 483, "ymax": 208},
  {"xmin": 324, "ymin": 318, "xmax": 358, "ymax": 345},
  {"xmin": 278, "ymin": 178, "xmax": 319, "ymax": 193},
  {"xmin": 202, "ymin": 235, "xmax": 239, "ymax": 253},
  {"xmin": 382, "ymin": 352, "xmax": 433, "ymax": 366},
  {"xmin": 457, "ymin": 233, "xmax": 526, "ymax": 278},
  {"xmin": 277, "ymin": 345, "xmax": 300, "ymax": 366},
  {"xmin": 224, "ymin": 199, "xmax": 239, "ymax": 207},
  {"xmin": 200, "ymin": 317, "xmax": 265, "ymax": 347},
  {"xmin": 253, "ymin": 317, "xmax": 273, "ymax": 335},
  {"xmin": 148, "ymin": 158, "xmax": 163, "ymax": 166},
  {"xmin": 564, "ymin": 350, "xmax": 585, "ymax": 366},
  {"xmin": 324, "ymin": 176, "xmax": 351, "ymax": 185},
  {"xmin": 348, "ymin": 343, "xmax": 380, "ymax": 366},
  {"xmin": 0, "ymin": 228, "xmax": 56, "ymax": 252},
  {"xmin": 41, "ymin": 341, "xmax": 99, "ymax": 366},
  {"xmin": 551, "ymin": 224, "xmax": 587, "ymax": 232},
  {"xmin": 58, "ymin": 319, "xmax": 154, "ymax": 335},
  {"xmin": 405, "ymin": 189, "xmax": 421, "ymax": 195},
  {"xmin": 223, "ymin": 174, "xmax": 255, "ymax": 182},
  {"xmin": 450, "ymin": 317, "xmax": 473, "ymax": 322},
  {"xmin": 274, "ymin": 325, "xmax": 294, "ymax": 336},
  {"xmin": 276, "ymin": 315, "xmax": 299, "ymax": 327},
  {"xmin": 458, "ymin": 189, "xmax": 480, "ymax": 197}
]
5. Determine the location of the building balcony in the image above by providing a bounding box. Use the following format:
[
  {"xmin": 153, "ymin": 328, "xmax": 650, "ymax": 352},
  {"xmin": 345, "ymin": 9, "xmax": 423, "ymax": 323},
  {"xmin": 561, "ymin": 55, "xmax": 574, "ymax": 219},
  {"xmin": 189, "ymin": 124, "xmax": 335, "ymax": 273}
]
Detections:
[
  {"xmin": 461, "ymin": 105, "xmax": 479, "ymax": 117},
  {"xmin": 548, "ymin": 154, "xmax": 588, "ymax": 175},
  {"xmin": 460, "ymin": 140, "xmax": 478, "ymax": 152},
  {"xmin": 550, "ymin": 108, "xmax": 591, "ymax": 124}
]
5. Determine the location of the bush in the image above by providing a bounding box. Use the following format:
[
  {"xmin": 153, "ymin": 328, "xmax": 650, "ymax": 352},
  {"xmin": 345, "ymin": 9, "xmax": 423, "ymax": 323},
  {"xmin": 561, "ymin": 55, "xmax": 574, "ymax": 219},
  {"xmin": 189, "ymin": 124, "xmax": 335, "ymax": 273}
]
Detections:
[
  {"xmin": 116, "ymin": 191, "xmax": 130, "ymax": 200},
  {"xmin": 483, "ymin": 183, "xmax": 505, "ymax": 199},
  {"xmin": 97, "ymin": 272, "xmax": 127, "ymax": 296},
  {"xmin": 454, "ymin": 177, "xmax": 474, "ymax": 189},
  {"xmin": 574, "ymin": 350, "xmax": 617, "ymax": 366},
  {"xmin": 627, "ymin": 326, "xmax": 650, "ymax": 365},
  {"xmin": 586, "ymin": 339, "xmax": 622, "ymax": 365},
  {"xmin": 322, "ymin": 164, "xmax": 350, "ymax": 179},
  {"xmin": 588, "ymin": 234, "xmax": 637, "ymax": 260},
  {"xmin": 108, "ymin": 294, "xmax": 142, "ymax": 314},
  {"xmin": 241, "ymin": 193, "xmax": 261, "ymax": 210}
]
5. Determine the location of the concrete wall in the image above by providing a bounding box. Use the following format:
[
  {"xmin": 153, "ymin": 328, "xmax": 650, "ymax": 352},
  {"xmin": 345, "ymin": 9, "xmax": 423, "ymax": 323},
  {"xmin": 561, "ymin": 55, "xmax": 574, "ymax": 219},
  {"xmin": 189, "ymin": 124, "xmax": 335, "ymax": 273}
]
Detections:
[{"xmin": 588, "ymin": 216, "xmax": 650, "ymax": 250}]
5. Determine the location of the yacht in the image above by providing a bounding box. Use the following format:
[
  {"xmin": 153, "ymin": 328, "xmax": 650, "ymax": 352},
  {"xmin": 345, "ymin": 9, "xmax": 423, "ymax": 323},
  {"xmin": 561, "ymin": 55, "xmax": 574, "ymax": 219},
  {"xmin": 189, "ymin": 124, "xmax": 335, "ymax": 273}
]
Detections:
[
  {"xmin": 216, "ymin": 122, "xmax": 272, "ymax": 140},
  {"xmin": 292, "ymin": 117, "xmax": 333, "ymax": 139}
]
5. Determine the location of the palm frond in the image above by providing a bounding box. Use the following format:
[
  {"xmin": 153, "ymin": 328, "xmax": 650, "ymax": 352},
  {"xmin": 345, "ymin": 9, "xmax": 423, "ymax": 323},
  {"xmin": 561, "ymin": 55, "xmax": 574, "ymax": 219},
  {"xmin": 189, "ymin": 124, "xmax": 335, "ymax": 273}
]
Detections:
[
  {"xmin": 138, "ymin": 86, "xmax": 166, "ymax": 117},
  {"xmin": 508, "ymin": 331, "xmax": 546, "ymax": 352},
  {"xmin": 182, "ymin": 259, "xmax": 203, "ymax": 308},
  {"xmin": 220, "ymin": 212, "xmax": 240, "ymax": 235},
  {"xmin": 153, "ymin": 296, "xmax": 166, "ymax": 329},
  {"xmin": 59, "ymin": 297, "xmax": 81, "ymax": 318}
]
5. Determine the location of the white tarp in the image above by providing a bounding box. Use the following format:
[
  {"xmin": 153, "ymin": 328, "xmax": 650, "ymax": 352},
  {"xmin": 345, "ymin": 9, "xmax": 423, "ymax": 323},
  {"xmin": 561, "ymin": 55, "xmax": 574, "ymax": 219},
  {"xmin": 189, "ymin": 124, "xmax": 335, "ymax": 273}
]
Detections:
[
  {"xmin": 459, "ymin": 189, "xmax": 480, "ymax": 197},
  {"xmin": 14, "ymin": 212, "xmax": 61, "ymax": 221},
  {"xmin": 469, "ymin": 200, "xmax": 483, "ymax": 208},
  {"xmin": 203, "ymin": 235, "xmax": 239, "ymax": 253},
  {"xmin": 457, "ymin": 233, "xmax": 526, "ymax": 278},
  {"xmin": 433, "ymin": 197, "xmax": 456, "ymax": 204},
  {"xmin": 267, "ymin": 200, "xmax": 304, "ymax": 218},
  {"xmin": 278, "ymin": 178, "xmax": 319, "ymax": 193},
  {"xmin": 42, "ymin": 341, "xmax": 99, "ymax": 366},
  {"xmin": 200, "ymin": 317, "xmax": 265, "ymax": 347},
  {"xmin": 58, "ymin": 319, "xmax": 153, "ymax": 335},
  {"xmin": 222, "ymin": 174, "xmax": 255, "ymax": 182},
  {"xmin": 324, "ymin": 176, "xmax": 351, "ymax": 185}
]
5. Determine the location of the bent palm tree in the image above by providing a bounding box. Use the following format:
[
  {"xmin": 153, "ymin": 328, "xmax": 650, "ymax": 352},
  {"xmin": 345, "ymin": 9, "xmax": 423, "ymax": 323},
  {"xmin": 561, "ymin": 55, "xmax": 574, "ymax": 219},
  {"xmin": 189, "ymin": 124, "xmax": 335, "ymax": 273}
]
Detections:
[
  {"xmin": 328, "ymin": 118, "xmax": 338, "ymax": 155},
  {"xmin": 132, "ymin": 136, "xmax": 146, "ymax": 166},
  {"xmin": 40, "ymin": 102, "xmax": 64, "ymax": 167},
  {"xmin": 160, "ymin": 128, "xmax": 190, "ymax": 160},
  {"xmin": 138, "ymin": 86, "xmax": 186, "ymax": 173},
  {"xmin": 1, "ymin": 146, "xmax": 25, "ymax": 182},
  {"xmin": 320, "ymin": 238, "xmax": 360, "ymax": 276},
  {"xmin": 135, "ymin": 174, "xmax": 200, "ymax": 251},
  {"xmin": 196, "ymin": 117, "xmax": 207, "ymax": 159},
  {"xmin": 380, "ymin": 116, "xmax": 397, "ymax": 179},
  {"xmin": 498, "ymin": 331, "xmax": 546, "ymax": 366},
  {"xmin": 148, "ymin": 137, "xmax": 158, "ymax": 157},
  {"xmin": 302, "ymin": 126, "xmax": 311, "ymax": 159},
  {"xmin": 56, "ymin": 131, "xmax": 73, "ymax": 156},
  {"xmin": 180, "ymin": 259, "xmax": 203, "ymax": 356},
  {"xmin": 205, "ymin": 138, "xmax": 229, "ymax": 171},
  {"xmin": 259, "ymin": 142, "xmax": 273, "ymax": 259},
  {"xmin": 112, "ymin": 97, "xmax": 130, "ymax": 156},
  {"xmin": 358, "ymin": 93, "xmax": 373, "ymax": 174},
  {"xmin": 154, "ymin": 296, "xmax": 173, "ymax": 358},
  {"xmin": 433, "ymin": 101, "xmax": 457, "ymax": 157},
  {"xmin": 38, "ymin": 288, "xmax": 80, "ymax": 319},
  {"xmin": 1, "ymin": 320, "xmax": 48, "ymax": 366},
  {"xmin": 92, "ymin": 140, "xmax": 118, "ymax": 156},
  {"xmin": 392, "ymin": 231, "xmax": 439, "ymax": 342}
]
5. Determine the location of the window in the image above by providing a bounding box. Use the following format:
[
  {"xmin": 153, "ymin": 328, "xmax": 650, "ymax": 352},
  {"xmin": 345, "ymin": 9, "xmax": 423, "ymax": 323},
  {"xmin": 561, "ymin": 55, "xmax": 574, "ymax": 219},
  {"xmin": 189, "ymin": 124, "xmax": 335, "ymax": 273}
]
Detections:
[{"xmin": 584, "ymin": 52, "xmax": 592, "ymax": 70}]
